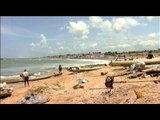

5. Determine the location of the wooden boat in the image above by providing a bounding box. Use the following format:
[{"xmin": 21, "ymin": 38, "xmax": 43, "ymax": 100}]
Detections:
[
  {"xmin": 29, "ymin": 74, "xmax": 53, "ymax": 81},
  {"xmin": 1, "ymin": 74, "xmax": 54, "ymax": 84},
  {"xmin": 109, "ymin": 59, "xmax": 160, "ymax": 67},
  {"xmin": 53, "ymin": 72, "xmax": 62, "ymax": 77},
  {"xmin": 66, "ymin": 66, "xmax": 102, "ymax": 73}
]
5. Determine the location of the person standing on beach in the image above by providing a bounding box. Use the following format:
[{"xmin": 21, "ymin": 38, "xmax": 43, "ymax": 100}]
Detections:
[
  {"xmin": 22, "ymin": 69, "xmax": 29, "ymax": 87},
  {"xmin": 58, "ymin": 65, "xmax": 62, "ymax": 73}
]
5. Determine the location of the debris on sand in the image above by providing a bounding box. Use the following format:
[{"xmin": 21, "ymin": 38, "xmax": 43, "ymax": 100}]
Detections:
[
  {"xmin": 134, "ymin": 90, "xmax": 142, "ymax": 99},
  {"xmin": 0, "ymin": 82, "xmax": 13, "ymax": 99},
  {"xmin": 20, "ymin": 93, "xmax": 49, "ymax": 104},
  {"xmin": 101, "ymin": 72, "xmax": 108, "ymax": 76},
  {"xmin": 73, "ymin": 84, "xmax": 84, "ymax": 89},
  {"xmin": 77, "ymin": 79, "xmax": 89, "ymax": 84}
]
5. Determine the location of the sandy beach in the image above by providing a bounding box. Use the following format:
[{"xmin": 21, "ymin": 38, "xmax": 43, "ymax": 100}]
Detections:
[
  {"xmin": 1, "ymin": 16, "xmax": 160, "ymax": 104},
  {"xmin": 1, "ymin": 58, "xmax": 160, "ymax": 104}
]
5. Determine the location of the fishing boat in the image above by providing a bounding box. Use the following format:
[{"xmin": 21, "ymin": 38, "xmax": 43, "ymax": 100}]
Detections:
[
  {"xmin": 1, "ymin": 74, "xmax": 54, "ymax": 84},
  {"xmin": 66, "ymin": 66, "xmax": 102, "ymax": 73},
  {"xmin": 109, "ymin": 58, "xmax": 160, "ymax": 67}
]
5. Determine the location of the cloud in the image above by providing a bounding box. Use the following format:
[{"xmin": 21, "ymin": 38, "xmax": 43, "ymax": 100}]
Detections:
[
  {"xmin": 90, "ymin": 43, "xmax": 97, "ymax": 47},
  {"xmin": 30, "ymin": 43, "xmax": 36, "ymax": 47},
  {"xmin": 101, "ymin": 32, "xmax": 159, "ymax": 52},
  {"xmin": 117, "ymin": 44, "xmax": 131, "ymax": 48},
  {"xmin": 56, "ymin": 42, "xmax": 61, "ymax": 45},
  {"xmin": 106, "ymin": 43, "xmax": 131, "ymax": 51},
  {"xmin": 89, "ymin": 17, "xmax": 141, "ymax": 33},
  {"xmin": 79, "ymin": 42, "xmax": 86, "ymax": 49},
  {"xmin": 30, "ymin": 34, "xmax": 49, "ymax": 49},
  {"xmin": 132, "ymin": 33, "xmax": 159, "ymax": 48},
  {"xmin": 148, "ymin": 33, "xmax": 156, "ymax": 38},
  {"xmin": 147, "ymin": 16, "xmax": 159, "ymax": 21},
  {"xmin": 143, "ymin": 33, "xmax": 159, "ymax": 46},
  {"xmin": 108, "ymin": 45, "xmax": 116, "ymax": 49},
  {"xmin": 59, "ymin": 46, "xmax": 64, "ymax": 50},
  {"xmin": 112, "ymin": 17, "xmax": 140, "ymax": 32},
  {"xmin": 67, "ymin": 21, "xmax": 89, "ymax": 39},
  {"xmin": 89, "ymin": 16, "xmax": 103, "ymax": 28},
  {"xmin": 59, "ymin": 25, "xmax": 66, "ymax": 31},
  {"xmin": 89, "ymin": 16, "xmax": 112, "ymax": 31},
  {"xmin": 39, "ymin": 34, "xmax": 48, "ymax": 47}
]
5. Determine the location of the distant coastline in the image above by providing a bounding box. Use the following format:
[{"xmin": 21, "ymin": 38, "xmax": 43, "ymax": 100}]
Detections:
[
  {"xmin": 42, "ymin": 49, "xmax": 160, "ymax": 60},
  {"xmin": 1, "ymin": 49, "xmax": 160, "ymax": 59}
]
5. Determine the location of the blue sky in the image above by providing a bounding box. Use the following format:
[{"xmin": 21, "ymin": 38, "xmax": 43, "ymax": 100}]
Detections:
[{"xmin": 1, "ymin": 16, "xmax": 160, "ymax": 58}]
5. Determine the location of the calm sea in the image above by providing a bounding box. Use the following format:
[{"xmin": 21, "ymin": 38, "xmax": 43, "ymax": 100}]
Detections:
[{"xmin": 0, "ymin": 58, "xmax": 109, "ymax": 76}]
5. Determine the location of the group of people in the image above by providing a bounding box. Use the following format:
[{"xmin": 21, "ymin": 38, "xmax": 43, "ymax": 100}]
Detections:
[{"xmin": 21, "ymin": 65, "xmax": 63, "ymax": 87}]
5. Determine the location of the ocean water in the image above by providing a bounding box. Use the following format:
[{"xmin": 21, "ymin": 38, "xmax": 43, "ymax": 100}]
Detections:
[{"xmin": 0, "ymin": 58, "xmax": 109, "ymax": 76}]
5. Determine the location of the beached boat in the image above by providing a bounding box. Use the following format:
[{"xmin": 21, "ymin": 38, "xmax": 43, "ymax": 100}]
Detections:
[
  {"xmin": 66, "ymin": 66, "xmax": 102, "ymax": 73},
  {"xmin": 109, "ymin": 59, "xmax": 160, "ymax": 67},
  {"xmin": 1, "ymin": 72, "xmax": 63, "ymax": 84},
  {"xmin": 53, "ymin": 72, "xmax": 62, "ymax": 77},
  {"xmin": 29, "ymin": 74, "xmax": 53, "ymax": 81},
  {"xmin": 1, "ymin": 74, "xmax": 54, "ymax": 84}
]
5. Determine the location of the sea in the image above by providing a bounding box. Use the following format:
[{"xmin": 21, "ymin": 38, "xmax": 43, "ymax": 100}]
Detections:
[{"xmin": 0, "ymin": 58, "xmax": 110, "ymax": 77}]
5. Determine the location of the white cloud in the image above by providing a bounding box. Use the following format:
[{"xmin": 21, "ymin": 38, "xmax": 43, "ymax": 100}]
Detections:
[
  {"xmin": 102, "ymin": 31, "xmax": 159, "ymax": 52},
  {"xmin": 30, "ymin": 34, "xmax": 49, "ymax": 49},
  {"xmin": 148, "ymin": 33, "xmax": 156, "ymax": 38},
  {"xmin": 117, "ymin": 44, "xmax": 131, "ymax": 48},
  {"xmin": 59, "ymin": 25, "xmax": 66, "ymax": 31},
  {"xmin": 30, "ymin": 43, "xmax": 36, "ymax": 47},
  {"xmin": 67, "ymin": 21, "xmax": 89, "ymax": 39},
  {"xmin": 147, "ymin": 16, "xmax": 159, "ymax": 21},
  {"xmin": 144, "ymin": 33, "xmax": 159, "ymax": 46},
  {"xmin": 89, "ymin": 17, "xmax": 141, "ymax": 33},
  {"xmin": 39, "ymin": 34, "xmax": 48, "ymax": 47},
  {"xmin": 132, "ymin": 33, "xmax": 159, "ymax": 48},
  {"xmin": 89, "ymin": 16, "xmax": 103, "ymax": 28},
  {"xmin": 102, "ymin": 20, "xmax": 112, "ymax": 31},
  {"xmin": 108, "ymin": 46, "xmax": 116, "ymax": 49},
  {"xmin": 138, "ymin": 39, "xmax": 158, "ymax": 47},
  {"xmin": 90, "ymin": 43, "xmax": 97, "ymax": 47},
  {"xmin": 89, "ymin": 16, "xmax": 112, "ymax": 31},
  {"xmin": 56, "ymin": 42, "xmax": 61, "ymax": 45},
  {"xmin": 59, "ymin": 46, "xmax": 64, "ymax": 50},
  {"xmin": 79, "ymin": 42, "xmax": 86, "ymax": 49},
  {"xmin": 112, "ymin": 17, "xmax": 140, "ymax": 32}
]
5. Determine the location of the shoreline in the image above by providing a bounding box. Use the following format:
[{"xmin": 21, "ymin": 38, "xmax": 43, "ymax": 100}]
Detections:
[
  {"xmin": 0, "ymin": 58, "xmax": 110, "ymax": 79},
  {"xmin": 1, "ymin": 59, "xmax": 110, "ymax": 77}
]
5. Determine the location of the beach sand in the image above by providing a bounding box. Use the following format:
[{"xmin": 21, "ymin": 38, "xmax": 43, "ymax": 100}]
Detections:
[{"xmin": 1, "ymin": 63, "xmax": 160, "ymax": 104}]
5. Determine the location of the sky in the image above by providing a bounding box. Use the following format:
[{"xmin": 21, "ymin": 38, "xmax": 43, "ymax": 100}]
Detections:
[{"xmin": 1, "ymin": 16, "xmax": 160, "ymax": 58}]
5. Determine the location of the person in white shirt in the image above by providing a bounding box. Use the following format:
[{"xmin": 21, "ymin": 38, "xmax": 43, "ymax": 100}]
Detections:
[{"xmin": 22, "ymin": 69, "xmax": 29, "ymax": 87}]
